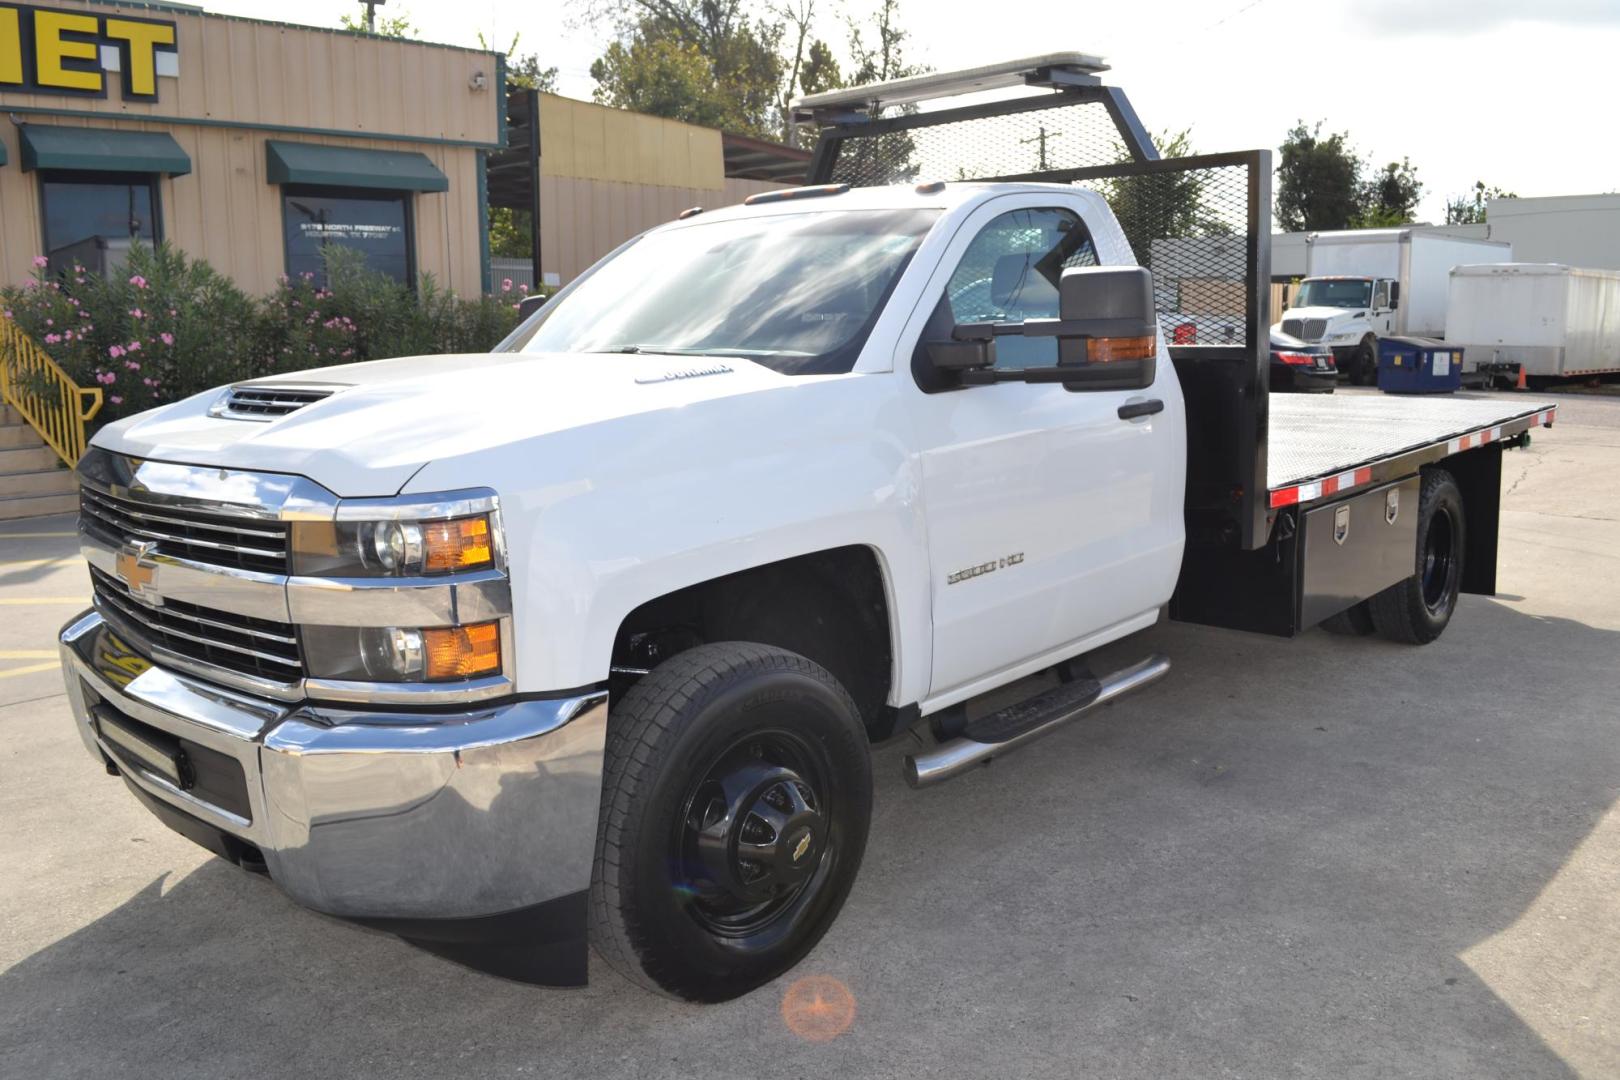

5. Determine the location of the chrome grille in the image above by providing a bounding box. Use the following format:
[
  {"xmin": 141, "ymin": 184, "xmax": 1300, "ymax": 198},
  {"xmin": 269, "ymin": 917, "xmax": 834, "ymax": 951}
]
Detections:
[
  {"xmin": 90, "ymin": 565, "xmax": 303, "ymax": 684},
  {"xmin": 1281, "ymin": 317, "xmax": 1328, "ymax": 342},
  {"xmin": 80, "ymin": 485, "xmax": 289, "ymax": 574},
  {"xmin": 213, "ymin": 384, "xmax": 335, "ymax": 420}
]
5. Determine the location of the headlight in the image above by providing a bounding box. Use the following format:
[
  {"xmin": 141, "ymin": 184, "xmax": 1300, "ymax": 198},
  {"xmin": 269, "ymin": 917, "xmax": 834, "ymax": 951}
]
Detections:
[
  {"xmin": 291, "ymin": 513, "xmax": 495, "ymax": 576},
  {"xmin": 303, "ymin": 621, "xmax": 502, "ymax": 682}
]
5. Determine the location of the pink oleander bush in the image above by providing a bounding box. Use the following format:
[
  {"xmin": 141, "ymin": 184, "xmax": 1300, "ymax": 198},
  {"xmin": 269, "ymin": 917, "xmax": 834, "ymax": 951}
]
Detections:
[{"xmin": 2, "ymin": 243, "xmax": 533, "ymax": 425}]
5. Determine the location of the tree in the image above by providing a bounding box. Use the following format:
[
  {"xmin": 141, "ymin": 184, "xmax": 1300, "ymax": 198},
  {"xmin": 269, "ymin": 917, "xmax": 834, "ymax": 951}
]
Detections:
[
  {"xmin": 1445, "ymin": 180, "xmax": 1518, "ymax": 225},
  {"xmin": 585, "ymin": 1, "xmax": 785, "ymax": 137},
  {"xmin": 338, "ymin": 7, "xmax": 416, "ymax": 37},
  {"xmin": 798, "ymin": 38, "xmax": 842, "ymax": 96},
  {"xmin": 477, "ymin": 32, "xmax": 559, "ymax": 93},
  {"xmin": 1358, "ymin": 158, "xmax": 1422, "ymax": 227},
  {"xmin": 829, "ymin": 0, "xmax": 927, "ymax": 184},
  {"xmin": 1275, "ymin": 121, "xmax": 1362, "ymax": 232}
]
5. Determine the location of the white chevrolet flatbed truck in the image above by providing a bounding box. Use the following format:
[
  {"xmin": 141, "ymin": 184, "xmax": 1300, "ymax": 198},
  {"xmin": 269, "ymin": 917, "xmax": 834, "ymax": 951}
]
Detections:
[{"xmin": 59, "ymin": 57, "xmax": 1556, "ymax": 1001}]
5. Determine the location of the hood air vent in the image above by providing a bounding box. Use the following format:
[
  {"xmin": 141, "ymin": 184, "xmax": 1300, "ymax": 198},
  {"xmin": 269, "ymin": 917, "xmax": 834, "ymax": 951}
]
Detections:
[{"xmin": 210, "ymin": 384, "xmax": 340, "ymax": 421}]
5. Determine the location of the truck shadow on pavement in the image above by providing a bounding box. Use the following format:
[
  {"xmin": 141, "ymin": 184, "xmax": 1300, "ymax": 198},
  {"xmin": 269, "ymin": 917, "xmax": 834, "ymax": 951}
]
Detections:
[{"xmin": 3, "ymin": 597, "xmax": 1615, "ymax": 1079}]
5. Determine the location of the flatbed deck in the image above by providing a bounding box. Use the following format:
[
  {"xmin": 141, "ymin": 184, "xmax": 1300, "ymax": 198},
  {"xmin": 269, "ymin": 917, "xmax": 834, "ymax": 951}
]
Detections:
[{"xmin": 1266, "ymin": 393, "xmax": 1556, "ymax": 509}]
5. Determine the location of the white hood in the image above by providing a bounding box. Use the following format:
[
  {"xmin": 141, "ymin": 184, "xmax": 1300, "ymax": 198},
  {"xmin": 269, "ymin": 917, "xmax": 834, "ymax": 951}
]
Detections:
[{"xmin": 93, "ymin": 351, "xmax": 797, "ymax": 497}]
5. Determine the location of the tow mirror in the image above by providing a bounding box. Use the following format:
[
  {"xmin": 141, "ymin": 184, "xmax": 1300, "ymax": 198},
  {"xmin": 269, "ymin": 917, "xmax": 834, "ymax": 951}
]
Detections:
[
  {"xmin": 920, "ymin": 266, "xmax": 1159, "ymax": 392},
  {"xmin": 1388, "ymin": 281, "xmax": 1400, "ymax": 310}
]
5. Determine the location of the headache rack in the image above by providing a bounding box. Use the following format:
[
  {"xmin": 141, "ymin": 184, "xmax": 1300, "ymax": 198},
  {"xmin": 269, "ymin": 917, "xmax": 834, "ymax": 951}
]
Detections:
[{"xmin": 797, "ymin": 55, "xmax": 1274, "ymax": 551}]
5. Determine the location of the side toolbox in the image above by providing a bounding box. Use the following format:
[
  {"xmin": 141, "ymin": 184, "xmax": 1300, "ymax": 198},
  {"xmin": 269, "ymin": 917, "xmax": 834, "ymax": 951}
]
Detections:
[
  {"xmin": 1298, "ymin": 476, "xmax": 1419, "ymax": 627},
  {"xmin": 1172, "ymin": 475, "xmax": 1421, "ymax": 636}
]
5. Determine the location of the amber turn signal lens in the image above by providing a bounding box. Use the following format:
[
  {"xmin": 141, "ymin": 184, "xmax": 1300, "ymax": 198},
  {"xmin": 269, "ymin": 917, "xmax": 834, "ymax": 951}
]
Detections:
[
  {"xmin": 422, "ymin": 515, "xmax": 494, "ymax": 572},
  {"xmin": 423, "ymin": 621, "xmax": 501, "ymax": 680},
  {"xmin": 1086, "ymin": 335, "xmax": 1156, "ymax": 363}
]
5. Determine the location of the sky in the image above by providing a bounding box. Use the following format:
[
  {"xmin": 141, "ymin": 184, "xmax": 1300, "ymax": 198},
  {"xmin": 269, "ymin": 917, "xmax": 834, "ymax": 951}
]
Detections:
[{"xmin": 206, "ymin": 0, "xmax": 1620, "ymax": 224}]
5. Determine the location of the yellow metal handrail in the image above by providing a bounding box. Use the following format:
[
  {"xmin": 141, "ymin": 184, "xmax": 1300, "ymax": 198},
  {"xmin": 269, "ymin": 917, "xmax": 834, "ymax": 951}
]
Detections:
[{"xmin": 0, "ymin": 316, "xmax": 103, "ymax": 467}]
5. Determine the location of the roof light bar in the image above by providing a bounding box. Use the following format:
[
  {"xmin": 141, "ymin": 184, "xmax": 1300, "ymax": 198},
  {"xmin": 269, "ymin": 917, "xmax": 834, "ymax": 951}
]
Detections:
[{"xmin": 792, "ymin": 52, "xmax": 1110, "ymax": 121}]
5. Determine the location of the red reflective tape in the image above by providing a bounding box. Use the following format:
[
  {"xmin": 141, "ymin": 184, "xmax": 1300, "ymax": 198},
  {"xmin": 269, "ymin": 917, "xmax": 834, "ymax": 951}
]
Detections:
[{"xmin": 1271, "ymin": 487, "xmax": 1299, "ymax": 508}]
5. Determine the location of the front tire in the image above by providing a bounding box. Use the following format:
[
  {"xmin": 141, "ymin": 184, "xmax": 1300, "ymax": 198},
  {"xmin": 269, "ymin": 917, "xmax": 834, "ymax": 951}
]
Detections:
[
  {"xmin": 589, "ymin": 643, "xmax": 872, "ymax": 1002},
  {"xmin": 1369, "ymin": 470, "xmax": 1466, "ymax": 644},
  {"xmin": 1352, "ymin": 337, "xmax": 1379, "ymax": 386}
]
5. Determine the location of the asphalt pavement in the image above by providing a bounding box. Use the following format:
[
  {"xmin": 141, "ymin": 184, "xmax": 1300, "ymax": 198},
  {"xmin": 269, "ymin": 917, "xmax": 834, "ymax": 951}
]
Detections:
[{"xmin": 2, "ymin": 392, "xmax": 1616, "ymax": 1079}]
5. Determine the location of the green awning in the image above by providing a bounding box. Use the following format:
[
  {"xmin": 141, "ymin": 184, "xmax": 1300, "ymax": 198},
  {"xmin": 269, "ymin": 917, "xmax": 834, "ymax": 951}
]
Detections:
[
  {"xmin": 265, "ymin": 140, "xmax": 448, "ymax": 193},
  {"xmin": 19, "ymin": 125, "xmax": 190, "ymax": 176}
]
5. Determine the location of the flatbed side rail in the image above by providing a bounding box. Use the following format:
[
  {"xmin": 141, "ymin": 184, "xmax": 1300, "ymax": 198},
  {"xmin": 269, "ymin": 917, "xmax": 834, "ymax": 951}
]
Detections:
[{"xmin": 1270, "ymin": 405, "xmax": 1556, "ymax": 512}]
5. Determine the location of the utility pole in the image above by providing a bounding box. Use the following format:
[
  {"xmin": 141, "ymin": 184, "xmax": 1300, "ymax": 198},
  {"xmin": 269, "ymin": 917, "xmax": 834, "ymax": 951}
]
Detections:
[
  {"xmin": 359, "ymin": 0, "xmax": 385, "ymax": 33},
  {"xmin": 1019, "ymin": 125, "xmax": 1063, "ymax": 172}
]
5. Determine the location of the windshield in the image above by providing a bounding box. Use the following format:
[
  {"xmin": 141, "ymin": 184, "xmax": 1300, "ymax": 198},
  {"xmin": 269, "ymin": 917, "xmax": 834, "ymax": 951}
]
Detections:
[
  {"xmin": 499, "ymin": 207, "xmax": 940, "ymax": 376},
  {"xmin": 1293, "ymin": 278, "xmax": 1372, "ymax": 309}
]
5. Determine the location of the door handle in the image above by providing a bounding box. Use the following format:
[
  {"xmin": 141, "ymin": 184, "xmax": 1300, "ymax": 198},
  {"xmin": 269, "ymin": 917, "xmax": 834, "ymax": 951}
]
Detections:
[{"xmin": 1117, "ymin": 399, "xmax": 1164, "ymax": 421}]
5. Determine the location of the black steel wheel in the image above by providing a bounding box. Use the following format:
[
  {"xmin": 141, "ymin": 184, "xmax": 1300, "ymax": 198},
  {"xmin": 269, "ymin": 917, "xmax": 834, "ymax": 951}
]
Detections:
[
  {"xmin": 1369, "ymin": 470, "xmax": 1466, "ymax": 644},
  {"xmin": 1353, "ymin": 338, "xmax": 1379, "ymax": 386},
  {"xmin": 590, "ymin": 642, "xmax": 871, "ymax": 1001}
]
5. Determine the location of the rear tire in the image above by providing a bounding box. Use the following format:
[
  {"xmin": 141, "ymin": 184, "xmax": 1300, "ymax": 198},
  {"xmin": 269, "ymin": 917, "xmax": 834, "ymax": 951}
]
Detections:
[
  {"xmin": 1369, "ymin": 470, "xmax": 1465, "ymax": 644},
  {"xmin": 1320, "ymin": 601, "xmax": 1375, "ymax": 636},
  {"xmin": 589, "ymin": 642, "xmax": 872, "ymax": 1002}
]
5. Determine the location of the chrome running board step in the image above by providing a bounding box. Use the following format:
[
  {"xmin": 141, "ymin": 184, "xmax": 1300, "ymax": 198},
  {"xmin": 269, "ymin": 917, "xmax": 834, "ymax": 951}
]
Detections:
[{"xmin": 905, "ymin": 654, "xmax": 1171, "ymax": 788}]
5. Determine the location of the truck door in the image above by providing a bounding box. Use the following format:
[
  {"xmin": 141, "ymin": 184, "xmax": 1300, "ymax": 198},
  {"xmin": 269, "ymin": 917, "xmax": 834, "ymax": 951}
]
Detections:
[
  {"xmin": 901, "ymin": 197, "xmax": 1186, "ymax": 701},
  {"xmin": 1373, "ymin": 278, "xmax": 1394, "ymax": 334}
]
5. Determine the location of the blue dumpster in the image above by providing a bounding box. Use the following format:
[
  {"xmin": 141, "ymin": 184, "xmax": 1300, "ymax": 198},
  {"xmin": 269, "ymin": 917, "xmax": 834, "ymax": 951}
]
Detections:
[{"xmin": 1379, "ymin": 336, "xmax": 1463, "ymax": 394}]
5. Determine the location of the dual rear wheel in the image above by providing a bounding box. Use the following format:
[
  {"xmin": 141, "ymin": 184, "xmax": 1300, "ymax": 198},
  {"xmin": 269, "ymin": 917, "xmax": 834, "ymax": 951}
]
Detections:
[{"xmin": 1322, "ymin": 469, "xmax": 1465, "ymax": 644}]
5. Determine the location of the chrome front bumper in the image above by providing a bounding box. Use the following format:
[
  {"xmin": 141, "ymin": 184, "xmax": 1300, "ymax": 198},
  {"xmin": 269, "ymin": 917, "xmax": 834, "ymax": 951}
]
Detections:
[{"xmin": 60, "ymin": 609, "xmax": 608, "ymax": 924}]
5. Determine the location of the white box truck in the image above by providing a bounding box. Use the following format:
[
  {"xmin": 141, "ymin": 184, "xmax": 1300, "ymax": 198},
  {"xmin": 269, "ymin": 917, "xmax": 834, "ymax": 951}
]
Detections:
[
  {"xmin": 1447, "ymin": 263, "xmax": 1620, "ymax": 385},
  {"xmin": 1277, "ymin": 229, "xmax": 1511, "ymax": 384}
]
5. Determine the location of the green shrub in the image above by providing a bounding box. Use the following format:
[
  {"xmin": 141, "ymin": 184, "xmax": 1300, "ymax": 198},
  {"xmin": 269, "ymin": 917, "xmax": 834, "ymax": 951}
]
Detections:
[{"xmin": 2, "ymin": 243, "xmax": 527, "ymax": 425}]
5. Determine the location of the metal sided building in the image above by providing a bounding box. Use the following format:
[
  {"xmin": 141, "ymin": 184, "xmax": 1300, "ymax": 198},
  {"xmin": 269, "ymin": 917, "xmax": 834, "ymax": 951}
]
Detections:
[
  {"xmin": 0, "ymin": 1, "xmax": 502, "ymax": 296},
  {"xmin": 490, "ymin": 91, "xmax": 809, "ymax": 289}
]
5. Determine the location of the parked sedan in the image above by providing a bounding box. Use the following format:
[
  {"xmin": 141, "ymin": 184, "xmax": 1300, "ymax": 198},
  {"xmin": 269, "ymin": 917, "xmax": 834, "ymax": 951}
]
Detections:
[{"xmin": 1269, "ymin": 328, "xmax": 1338, "ymax": 392}]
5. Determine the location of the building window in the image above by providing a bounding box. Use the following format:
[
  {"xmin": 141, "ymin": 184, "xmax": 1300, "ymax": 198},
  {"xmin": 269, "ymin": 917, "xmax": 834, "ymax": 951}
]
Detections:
[
  {"xmin": 281, "ymin": 186, "xmax": 414, "ymax": 286},
  {"xmin": 39, "ymin": 171, "xmax": 160, "ymax": 278}
]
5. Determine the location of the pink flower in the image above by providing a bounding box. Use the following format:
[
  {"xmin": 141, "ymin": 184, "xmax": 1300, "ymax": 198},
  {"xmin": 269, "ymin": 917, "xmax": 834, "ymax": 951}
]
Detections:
[
  {"xmin": 108, "ymin": 345, "xmax": 125, "ymax": 359},
  {"xmin": 128, "ymin": 275, "xmax": 147, "ymax": 288},
  {"xmin": 44, "ymin": 318, "xmax": 53, "ymax": 326},
  {"xmin": 128, "ymin": 340, "xmax": 141, "ymax": 352},
  {"xmin": 130, "ymin": 308, "xmax": 145, "ymax": 319},
  {"xmin": 95, "ymin": 371, "xmax": 117, "ymax": 385},
  {"xmin": 160, "ymin": 332, "xmax": 174, "ymax": 346},
  {"xmin": 109, "ymin": 395, "xmax": 123, "ymax": 404},
  {"xmin": 43, "ymin": 333, "xmax": 61, "ymax": 344},
  {"xmin": 519, "ymin": 283, "xmax": 530, "ymax": 294},
  {"xmin": 502, "ymin": 278, "xmax": 514, "ymax": 292},
  {"xmin": 31, "ymin": 255, "xmax": 48, "ymax": 268},
  {"xmin": 2, "ymin": 309, "xmax": 11, "ymax": 319},
  {"xmin": 143, "ymin": 377, "xmax": 156, "ymax": 387},
  {"xmin": 125, "ymin": 360, "xmax": 141, "ymax": 371}
]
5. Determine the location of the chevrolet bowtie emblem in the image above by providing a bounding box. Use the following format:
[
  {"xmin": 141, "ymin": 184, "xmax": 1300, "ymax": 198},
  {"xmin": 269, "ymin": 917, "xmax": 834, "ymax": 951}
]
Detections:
[
  {"xmin": 115, "ymin": 541, "xmax": 161, "ymax": 604},
  {"xmin": 792, "ymin": 832, "xmax": 812, "ymax": 863}
]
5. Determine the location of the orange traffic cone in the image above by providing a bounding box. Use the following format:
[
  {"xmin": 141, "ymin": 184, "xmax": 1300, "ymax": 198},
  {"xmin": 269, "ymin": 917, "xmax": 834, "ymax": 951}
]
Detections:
[{"xmin": 1515, "ymin": 366, "xmax": 1527, "ymax": 391}]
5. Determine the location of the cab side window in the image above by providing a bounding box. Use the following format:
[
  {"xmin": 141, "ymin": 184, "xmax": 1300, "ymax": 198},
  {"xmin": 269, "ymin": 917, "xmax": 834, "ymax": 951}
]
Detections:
[
  {"xmin": 941, "ymin": 207, "xmax": 1097, "ymax": 371},
  {"xmin": 1373, "ymin": 280, "xmax": 1390, "ymax": 309}
]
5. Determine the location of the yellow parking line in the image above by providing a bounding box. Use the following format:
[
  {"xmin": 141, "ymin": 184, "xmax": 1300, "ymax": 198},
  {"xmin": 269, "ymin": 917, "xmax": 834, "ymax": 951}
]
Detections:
[
  {"xmin": 0, "ymin": 597, "xmax": 88, "ymax": 604},
  {"xmin": 0, "ymin": 660, "xmax": 59, "ymax": 678},
  {"xmin": 0, "ymin": 650, "xmax": 58, "ymax": 659}
]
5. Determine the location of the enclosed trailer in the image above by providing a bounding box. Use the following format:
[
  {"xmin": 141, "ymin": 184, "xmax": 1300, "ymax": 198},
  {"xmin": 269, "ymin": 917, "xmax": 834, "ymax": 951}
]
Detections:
[
  {"xmin": 1305, "ymin": 230, "xmax": 1512, "ymax": 339},
  {"xmin": 1447, "ymin": 263, "xmax": 1620, "ymax": 380}
]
